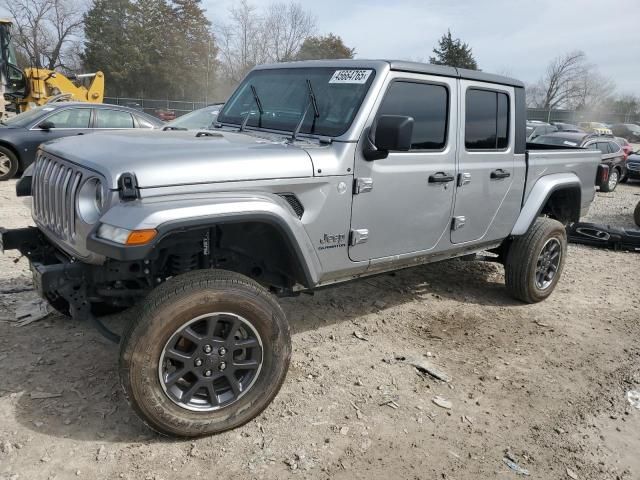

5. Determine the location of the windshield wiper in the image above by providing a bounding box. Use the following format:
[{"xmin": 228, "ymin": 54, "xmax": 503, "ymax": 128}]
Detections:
[
  {"xmin": 239, "ymin": 85, "xmax": 264, "ymax": 132},
  {"xmin": 290, "ymin": 79, "xmax": 320, "ymax": 142}
]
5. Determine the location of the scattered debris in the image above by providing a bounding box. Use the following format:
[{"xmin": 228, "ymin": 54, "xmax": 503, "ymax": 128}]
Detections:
[
  {"xmin": 626, "ymin": 390, "xmax": 640, "ymax": 409},
  {"xmin": 432, "ymin": 396, "xmax": 452, "ymax": 410},
  {"xmin": 380, "ymin": 400, "xmax": 399, "ymax": 410},
  {"xmin": 396, "ymin": 355, "xmax": 451, "ymax": 383},
  {"xmin": 1, "ymin": 441, "xmax": 13, "ymax": 454},
  {"xmin": 14, "ymin": 299, "xmax": 52, "ymax": 326},
  {"xmin": 566, "ymin": 467, "xmax": 579, "ymax": 479},
  {"xmin": 353, "ymin": 331, "xmax": 368, "ymax": 342},
  {"xmin": 339, "ymin": 426, "xmax": 349, "ymax": 436},
  {"xmin": 30, "ymin": 392, "xmax": 62, "ymax": 400},
  {"xmin": 503, "ymin": 457, "xmax": 530, "ymax": 476},
  {"xmin": 96, "ymin": 445, "xmax": 107, "ymax": 461},
  {"xmin": 534, "ymin": 320, "xmax": 550, "ymax": 327}
]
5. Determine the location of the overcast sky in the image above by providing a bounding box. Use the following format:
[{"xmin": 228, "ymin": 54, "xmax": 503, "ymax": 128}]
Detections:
[{"xmin": 205, "ymin": 0, "xmax": 639, "ymax": 93}]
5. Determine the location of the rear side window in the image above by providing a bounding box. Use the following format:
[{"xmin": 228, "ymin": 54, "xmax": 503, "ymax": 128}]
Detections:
[
  {"xmin": 608, "ymin": 142, "xmax": 620, "ymax": 153},
  {"xmin": 95, "ymin": 109, "xmax": 135, "ymax": 128},
  {"xmin": 595, "ymin": 143, "xmax": 609, "ymax": 154},
  {"xmin": 44, "ymin": 108, "xmax": 91, "ymax": 128},
  {"xmin": 465, "ymin": 89, "xmax": 510, "ymax": 150},
  {"xmin": 378, "ymin": 81, "xmax": 448, "ymax": 150}
]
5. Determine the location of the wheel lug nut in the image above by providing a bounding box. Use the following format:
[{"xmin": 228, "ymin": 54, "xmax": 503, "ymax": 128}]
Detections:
[
  {"xmin": 219, "ymin": 347, "xmax": 226, "ymax": 356},
  {"xmin": 219, "ymin": 362, "xmax": 226, "ymax": 371},
  {"xmin": 204, "ymin": 370, "xmax": 212, "ymax": 377},
  {"xmin": 203, "ymin": 345, "xmax": 212, "ymax": 353},
  {"xmin": 194, "ymin": 358, "xmax": 203, "ymax": 367}
]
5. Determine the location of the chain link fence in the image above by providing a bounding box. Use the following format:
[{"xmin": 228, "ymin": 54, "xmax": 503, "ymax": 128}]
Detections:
[
  {"xmin": 105, "ymin": 96, "xmax": 639, "ymax": 125},
  {"xmin": 526, "ymin": 108, "xmax": 639, "ymax": 125}
]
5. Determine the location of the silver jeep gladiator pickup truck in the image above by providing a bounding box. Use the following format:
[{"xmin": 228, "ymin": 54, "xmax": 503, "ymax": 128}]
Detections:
[{"xmin": 0, "ymin": 60, "xmax": 601, "ymax": 437}]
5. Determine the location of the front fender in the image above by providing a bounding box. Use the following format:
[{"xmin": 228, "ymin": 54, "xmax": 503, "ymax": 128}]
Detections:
[
  {"xmin": 511, "ymin": 173, "xmax": 581, "ymax": 236},
  {"xmin": 87, "ymin": 192, "xmax": 322, "ymax": 286}
]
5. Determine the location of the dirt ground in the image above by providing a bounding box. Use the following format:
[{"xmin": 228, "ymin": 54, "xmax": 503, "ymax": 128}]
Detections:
[{"xmin": 0, "ymin": 178, "xmax": 639, "ymax": 480}]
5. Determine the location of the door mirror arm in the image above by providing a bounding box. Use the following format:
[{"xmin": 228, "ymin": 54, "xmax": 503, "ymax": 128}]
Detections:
[{"xmin": 38, "ymin": 121, "xmax": 54, "ymax": 131}]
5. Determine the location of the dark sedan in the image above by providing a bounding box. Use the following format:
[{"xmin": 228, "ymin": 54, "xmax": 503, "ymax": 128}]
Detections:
[
  {"xmin": 0, "ymin": 103, "xmax": 163, "ymax": 180},
  {"xmin": 626, "ymin": 152, "xmax": 640, "ymax": 182},
  {"xmin": 532, "ymin": 132, "xmax": 626, "ymax": 192}
]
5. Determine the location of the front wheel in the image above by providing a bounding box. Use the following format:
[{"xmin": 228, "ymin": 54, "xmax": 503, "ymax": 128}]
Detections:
[
  {"xmin": 634, "ymin": 201, "xmax": 640, "ymax": 227},
  {"xmin": 0, "ymin": 146, "xmax": 19, "ymax": 181},
  {"xmin": 600, "ymin": 168, "xmax": 619, "ymax": 192},
  {"xmin": 504, "ymin": 217, "xmax": 567, "ymax": 303},
  {"xmin": 119, "ymin": 270, "xmax": 291, "ymax": 437}
]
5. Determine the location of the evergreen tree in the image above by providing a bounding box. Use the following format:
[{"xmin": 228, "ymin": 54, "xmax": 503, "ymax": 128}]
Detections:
[
  {"xmin": 82, "ymin": 0, "xmax": 217, "ymax": 99},
  {"xmin": 429, "ymin": 30, "xmax": 478, "ymax": 70},
  {"xmin": 295, "ymin": 34, "xmax": 355, "ymax": 61}
]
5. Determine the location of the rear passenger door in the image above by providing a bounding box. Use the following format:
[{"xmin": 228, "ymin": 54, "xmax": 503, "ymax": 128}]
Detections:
[
  {"xmin": 451, "ymin": 82, "xmax": 519, "ymax": 244},
  {"xmin": 92, "ymin": 109, "xmax": 136, "ymax": 129},
  {"xmin": 349, "ymin": 74, "xmax": 457, "ymax": 261}
]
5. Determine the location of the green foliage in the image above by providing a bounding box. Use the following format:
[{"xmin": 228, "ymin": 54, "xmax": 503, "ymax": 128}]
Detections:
[
  {"xmin": 82, "ymin": 0, "xmax": 217, "ymax": 99},
  {"xmin": 295, "ymin": 34, "xmax": 355, "ymax": 61},
  {"xmin": 429, "ymin": 29, "xmax": 478, "ymax": 70}
]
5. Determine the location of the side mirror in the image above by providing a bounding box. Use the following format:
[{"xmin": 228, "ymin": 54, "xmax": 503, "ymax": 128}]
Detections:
[
  {"xmin": 38, "ymin": 121, "xmax": 54, "ymax": 131},
  {"xmin": 363, "ymin": 115, "xmax": 414, "ymax": 161}
]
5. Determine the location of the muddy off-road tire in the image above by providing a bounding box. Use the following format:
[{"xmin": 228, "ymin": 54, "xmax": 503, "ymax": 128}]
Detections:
[
  {"xmin": 635, "ymin": 201, "xmax": 640, "ymax": 227},
  {"xmin": 0, "ymin": 146, "xmax": 19, "ymax": 181},
  {"xmin": 504, "ymin": 217, "xmax": 567, "ymax": 304},
  {"xmin": 119, "ymin": 269, "xmax": 291, "ymax": 437}
]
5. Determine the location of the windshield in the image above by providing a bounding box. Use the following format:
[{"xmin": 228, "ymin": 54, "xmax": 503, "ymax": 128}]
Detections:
[
  {"xmin": 218, "ymin": 67, "xmax": 376, "ymax": 137},
  {"xmin": 166, "ymin": 105, "xmax": 223, "ymax": 130},
  {"xmin": 2, "ymin": 105, "xmax": 57, "ymax": 127}
]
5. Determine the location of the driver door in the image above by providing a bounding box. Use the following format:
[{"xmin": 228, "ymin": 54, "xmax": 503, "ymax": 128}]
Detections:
[{"xmin": 349, "ymin": 73, "xmax": 458, "ymax": 262}]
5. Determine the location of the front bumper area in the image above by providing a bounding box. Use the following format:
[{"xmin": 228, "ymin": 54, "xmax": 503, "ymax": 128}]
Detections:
[{"xmin": 1, "ymin": 226, "xmax": 89, "ymax": 310}]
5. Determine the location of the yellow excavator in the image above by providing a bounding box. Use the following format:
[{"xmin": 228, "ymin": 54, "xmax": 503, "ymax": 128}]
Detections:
[{"xmin": 1, "ymin": 19, "xmax": 105, "ymax": 117}]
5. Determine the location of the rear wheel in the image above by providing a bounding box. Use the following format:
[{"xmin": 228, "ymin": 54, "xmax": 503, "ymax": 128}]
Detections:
[
  {"xmin": 119, "ymin": 269, "xmax": 291, "ymax": 437},
  {"xmin": 504, "ymin": 217, "xmax": 567, "ymax": 303},
  {"xmin": 0, "ymin": 146, "xmax": 19, "ymax": 181}
]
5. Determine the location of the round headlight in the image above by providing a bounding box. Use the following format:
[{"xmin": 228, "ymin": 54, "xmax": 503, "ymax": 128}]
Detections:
[{"xmin": 78, "ymin": 178, "xmax": 105, "ymax": 224}]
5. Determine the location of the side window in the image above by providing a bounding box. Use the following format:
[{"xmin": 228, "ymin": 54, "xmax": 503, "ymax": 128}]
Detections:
[
  {"xmin": 595, "ymin": 143, "xmax": 609, "ymax": 154},
  {"xmin": 465, "ymin": 89, "xmax": 510, "ymax": 150},
  {"xmin": 43, "ymin": 108, "xmax": 91, "ymax": 128},
  {"xmin": 585, "ymin": 142, "xmax": 598, "ymax": 150},
  {"xmin": 608, "ymin": 142, "xmax": 620, "ymax": 153},
  {"xmin": 377, "ymin": 81, "xmax": 448, "ymax": 150},
  {"xmin": 95, "ymin": 109, "xmax": 135, "ymax": 129}
]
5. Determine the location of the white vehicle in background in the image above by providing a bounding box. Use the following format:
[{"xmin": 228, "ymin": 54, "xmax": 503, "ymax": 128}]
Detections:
[{"xmin": 163, "ymin": 104, "xmax": 225, "ymax": 131}]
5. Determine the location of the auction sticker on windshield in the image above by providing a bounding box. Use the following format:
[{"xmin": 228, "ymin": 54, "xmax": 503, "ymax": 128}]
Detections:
[{"xmin": 329, "ymin": 70, "xmax": 373, "ymax": 84}]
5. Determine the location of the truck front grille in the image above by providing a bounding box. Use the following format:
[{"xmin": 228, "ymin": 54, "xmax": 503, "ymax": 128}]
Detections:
[{"xmin": 32, "ymin": 153, "xmax": 83, "ymax": 242}]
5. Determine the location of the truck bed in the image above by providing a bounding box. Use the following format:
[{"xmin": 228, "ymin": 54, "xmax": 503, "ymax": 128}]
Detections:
[{"xmin": 524, "ymin": 145, "xmax": 601, "ymax": 215}]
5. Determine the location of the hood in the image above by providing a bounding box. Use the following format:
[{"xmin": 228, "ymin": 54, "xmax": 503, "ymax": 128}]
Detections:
[{"xmin": 42, "ymin": 129, "xmax": 314, "ymax": 189}]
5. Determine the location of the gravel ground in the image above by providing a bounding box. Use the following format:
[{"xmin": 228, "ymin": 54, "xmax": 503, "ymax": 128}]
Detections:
[{"xmin": 0, "ymin": 178, "xmax": 639, "ymax": 480}]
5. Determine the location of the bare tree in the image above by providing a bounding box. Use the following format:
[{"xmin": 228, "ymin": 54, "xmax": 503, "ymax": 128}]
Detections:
[
  {"xmin": 216, "ymin": 0, "xmax": 317, "ymax": 86},
  {"xmin": 264, "ymin": 2, "xmax": 315, "ymax": 62},
  {"xmin": 534, "ymin": 51, "xmax": 588, "ymax": 110},
  {"xmin": 572, "ymin": 68, "xmax": 615, "ymax": 111},
  {"xmin": 1, "ymin": 0, "xmax": 85, "ymax": 71}
]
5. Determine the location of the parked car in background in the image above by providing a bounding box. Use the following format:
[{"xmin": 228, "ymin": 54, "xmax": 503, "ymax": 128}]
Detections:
[
  {"xmin": 526, "ymin": 121, "xmax": 557, "ymax": 141},
  {"xmin": 625, "ymin": 152, "xmax": 640, "ymax": 182},
  {"xmin": 579, "ymin": 122, "xmax": 613, "ymax": 136},
  {"xmin": 155, "ymin": 109, "xmax": 176, "ymax": 122},
  {"xmin": 610, "ymin": 123, "xmax": 640, "ymax": 142},
  {"xmin": 532, "ymin": 132, "xmax": 625, "ymax": 192},
  {"xmin": 163, "ymin": 104, "xmax": 225, "ymax": 131},
  {"xmin": 551, "ymin": 122, "xmax": 584, "ymax": 133},
  {"xmin": 0, "ymin": 102, "xmax": 163, "ymax": 180}
]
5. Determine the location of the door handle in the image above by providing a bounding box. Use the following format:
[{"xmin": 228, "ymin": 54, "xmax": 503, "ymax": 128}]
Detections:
[
  {"xmin": 77, "ymin": 132, "xmax": 85, "ymax": 136},
  {"xmin": 490, "ymin": 169, "xmax": 511, "ymax": 179},
  {"xmin": 428, "ymin": 172, "xmax": 455, "ymax": 183}
]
